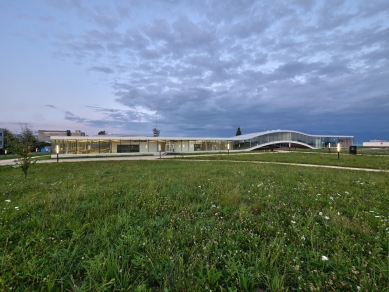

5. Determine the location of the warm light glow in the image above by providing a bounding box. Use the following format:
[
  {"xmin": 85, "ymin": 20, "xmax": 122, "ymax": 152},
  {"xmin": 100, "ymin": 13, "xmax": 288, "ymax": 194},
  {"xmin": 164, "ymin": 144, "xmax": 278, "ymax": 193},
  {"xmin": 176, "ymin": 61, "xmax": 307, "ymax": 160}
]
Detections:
[
  {"xmin": 56, "ymin": 145, "xmax": 59, "ymax": 154},
  {"xmin": 337, "ymin": 143, "xmax": 340, "ymax": 152}
]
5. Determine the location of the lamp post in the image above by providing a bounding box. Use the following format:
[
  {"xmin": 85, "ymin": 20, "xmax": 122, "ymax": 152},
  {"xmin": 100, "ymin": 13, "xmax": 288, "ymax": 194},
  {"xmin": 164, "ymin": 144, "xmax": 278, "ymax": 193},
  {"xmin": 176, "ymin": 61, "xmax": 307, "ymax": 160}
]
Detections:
[
  {"xmin": 227, "ymin": 143, "xmax": 230, "ymax": 155},
  {"xmin": 158, "ymin": 144, "xmax": 161, "ymax": 159},
  {"xmin": 337, "ymin": 143, "xmax": 340, "ymax": 159},
  {"xmin": 4, "ymin": 149, "xmax": 7, "ymax": 157},
  {"xmin": 56, "ymin": 145, "xmax": 59, "ymax": 163},
  {"xmin": 328, "ymin": 143, "xmax": 331, "ymax": 153}
]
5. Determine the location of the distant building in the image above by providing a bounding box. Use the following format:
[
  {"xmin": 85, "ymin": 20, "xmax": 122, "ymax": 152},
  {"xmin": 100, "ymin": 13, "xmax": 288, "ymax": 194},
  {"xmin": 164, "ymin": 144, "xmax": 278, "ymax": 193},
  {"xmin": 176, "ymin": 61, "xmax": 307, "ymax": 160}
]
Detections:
[
  {"xmin": 363, "ymin": 140, "xmax": 389, "ymax": 147},
  {"xmin": 38, "ymin": 130, "xmax": 85, "ymax": 142},
  {"xmin": 72, "ymin": 130, "xmax": 85, "ymax": 137},
  {"xmin": 0, "ymin": 128, "xmax": 4, "ymax": 149}
]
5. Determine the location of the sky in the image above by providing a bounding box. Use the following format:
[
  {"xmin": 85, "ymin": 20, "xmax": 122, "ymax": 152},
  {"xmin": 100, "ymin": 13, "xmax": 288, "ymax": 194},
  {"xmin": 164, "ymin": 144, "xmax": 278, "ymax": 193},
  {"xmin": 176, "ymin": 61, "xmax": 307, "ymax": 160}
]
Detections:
[{"xmin": 0, "ymin": 0, "xmax": 388, "ymax": 141}]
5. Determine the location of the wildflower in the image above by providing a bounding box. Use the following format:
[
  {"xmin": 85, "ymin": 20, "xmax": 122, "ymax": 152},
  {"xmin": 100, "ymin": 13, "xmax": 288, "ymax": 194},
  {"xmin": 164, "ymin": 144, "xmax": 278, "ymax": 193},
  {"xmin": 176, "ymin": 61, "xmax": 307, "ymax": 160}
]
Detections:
[
  {"xmin": 291, "ymin": 220, "xmax": 296, "ymax": 224},
  {"xmin": 321, "ymin": 255, "xmax": 329, "ymax": 261},
  {"xmin": 330, "ymin": 196, "xmax": 334, "ymax": 201},
  {"xmin": 15, "ymin": 206, "xmax": 19, "ymax": 210},
  {"xmin": 319, "ymin": 212, "xmax": 323, "ymax": 216},
  {"xmin": 301, "ymin": 235, "xmax": 306, "ymax": 241},
  {"xmin": 317, "ymin": 193, "xmax": 321, "ymax": 196},
  {"xmin": 5, "ymin": 200, "xmax": 11, "ymax": 203},
  {"xmin": 324, "ymin": 216, "xmax": 330, "ymax": 220}
]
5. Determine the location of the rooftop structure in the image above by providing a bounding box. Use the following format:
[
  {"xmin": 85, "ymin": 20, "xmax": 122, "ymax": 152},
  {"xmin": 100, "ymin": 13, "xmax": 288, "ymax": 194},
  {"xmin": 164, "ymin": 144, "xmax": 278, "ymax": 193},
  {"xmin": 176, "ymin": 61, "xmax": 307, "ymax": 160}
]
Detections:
[{"xmin": 51, "ymin": 130, "xmax": 353, "ymax": 156}]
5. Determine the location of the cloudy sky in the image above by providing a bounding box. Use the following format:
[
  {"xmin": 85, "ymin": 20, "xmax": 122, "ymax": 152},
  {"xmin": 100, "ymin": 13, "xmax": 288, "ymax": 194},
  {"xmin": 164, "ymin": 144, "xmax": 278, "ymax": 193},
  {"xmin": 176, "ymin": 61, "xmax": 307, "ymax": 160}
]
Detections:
[{"xmin": 1, "ymin": 0, "xmax": 388, "ymax": 140}]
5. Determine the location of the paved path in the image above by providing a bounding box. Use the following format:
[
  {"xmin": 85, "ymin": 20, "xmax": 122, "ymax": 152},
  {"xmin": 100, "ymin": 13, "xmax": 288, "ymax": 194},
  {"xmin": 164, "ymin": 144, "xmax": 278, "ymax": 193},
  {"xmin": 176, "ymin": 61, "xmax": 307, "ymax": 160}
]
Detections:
[
  {"xmin": 1, "ymin": 154, "xmax": 388, "ymax": 173},
  {"xmin": 0, "ymin": 155, "xmax": 166, "ymax": 166}
]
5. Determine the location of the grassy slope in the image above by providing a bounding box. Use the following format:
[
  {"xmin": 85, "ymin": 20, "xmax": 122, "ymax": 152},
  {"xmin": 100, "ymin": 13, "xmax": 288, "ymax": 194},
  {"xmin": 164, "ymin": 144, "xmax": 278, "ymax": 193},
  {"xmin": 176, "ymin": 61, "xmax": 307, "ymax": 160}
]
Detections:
[{"xmin": 1, "ymin": 159, "xmax": 389, "ymax": 291}]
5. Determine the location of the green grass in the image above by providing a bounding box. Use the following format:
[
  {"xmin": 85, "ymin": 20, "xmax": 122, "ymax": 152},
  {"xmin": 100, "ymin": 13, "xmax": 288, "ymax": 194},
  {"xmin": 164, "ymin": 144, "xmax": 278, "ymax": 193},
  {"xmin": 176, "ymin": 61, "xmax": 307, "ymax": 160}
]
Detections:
[
  {"xmin": 1, "ymin": 159, "xmax": 389, "ymax": 291},
  {"xmin": 178, "ymin": 151, "xmax": 389, "ymax": 170}
]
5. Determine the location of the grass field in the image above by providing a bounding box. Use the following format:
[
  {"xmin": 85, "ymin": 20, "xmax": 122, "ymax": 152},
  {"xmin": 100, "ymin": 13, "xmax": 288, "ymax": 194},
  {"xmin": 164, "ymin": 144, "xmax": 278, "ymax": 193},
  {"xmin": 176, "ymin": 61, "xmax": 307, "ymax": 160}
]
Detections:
[
  {"xmin": 1, "ymin": 155, "xmax": 389, "ymax": 291},
  {"xmin": 178, "ymin": 151, "xmax": 389, "ymax": 170}
]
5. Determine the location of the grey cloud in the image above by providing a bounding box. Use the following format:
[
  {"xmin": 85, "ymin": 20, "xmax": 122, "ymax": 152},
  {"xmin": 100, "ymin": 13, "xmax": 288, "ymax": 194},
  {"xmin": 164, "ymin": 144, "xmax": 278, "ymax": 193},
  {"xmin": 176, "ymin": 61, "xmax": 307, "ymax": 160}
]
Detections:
[
  {"xmin": 46, "ymin": 104, "xmax": 57, "ymax": 109},
  {"xmin": 64, "ymin": 111, "xmax": 87, "ymax": 123},
  {"xmin": 89, "ymin": 66, "xmax": 115, "ymax": 74}
]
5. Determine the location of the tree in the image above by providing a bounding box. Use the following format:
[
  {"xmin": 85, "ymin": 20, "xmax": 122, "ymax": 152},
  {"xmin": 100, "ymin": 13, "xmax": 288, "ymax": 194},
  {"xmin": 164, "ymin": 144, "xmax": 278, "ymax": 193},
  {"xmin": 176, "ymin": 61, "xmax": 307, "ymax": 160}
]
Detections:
[
  {"xmin": 11, "ymin": 125, "xmax": 37, "ymax": 178},
  {"xmin": 236, "ymin": 127, "xmax": 242, "ymax": 136},
  {"xmin": 98, "ymin": 130, "xmax": 106, "ymax": 135},
  {"xmin": 2, "ymin": 128, "xmax": 18, "ymax": 153}
]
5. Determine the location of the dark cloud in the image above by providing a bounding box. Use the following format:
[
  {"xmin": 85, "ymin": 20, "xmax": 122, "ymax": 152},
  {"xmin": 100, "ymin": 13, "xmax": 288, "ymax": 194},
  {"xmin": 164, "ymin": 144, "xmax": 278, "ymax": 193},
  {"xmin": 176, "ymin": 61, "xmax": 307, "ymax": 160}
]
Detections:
[{"xmin": 46, "ymin": 104, "xmax": 57, "ymax": 109}]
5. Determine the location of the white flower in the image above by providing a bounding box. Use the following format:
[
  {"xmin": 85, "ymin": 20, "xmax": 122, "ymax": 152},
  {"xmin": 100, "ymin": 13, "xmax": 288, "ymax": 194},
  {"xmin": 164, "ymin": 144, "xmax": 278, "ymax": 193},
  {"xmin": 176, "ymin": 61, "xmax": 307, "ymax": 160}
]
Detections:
[
  {"xmin": 324, "ymin": 216, "xmax": 330, "ymax": 220},
  {"xmin": 319, "ymin": 212, "xmax": 323, "ymax": 216},
  {"xmin": 15, "ymin": 206, "xmax": 19, "ymax": 210},
  {"xmin": 321, "ymin": 255, "xmax": 329, "ymax": 261},
  {"xmin": 317, "ymin": 194, "xmax": 321, "ymax": 196},
  {"xmin": 291, "ymin": 220, "xmax": 296, "ymax": 224},
  {"xmin": 5, "ymin": 199, "xmax": 11, "ymax": 203},
  {"xmin": 330, "ymin": 196, "xmax": 334, "ymax": 201},
  {"xmin": 301, "ymin": 235, "xmax": 306, "ymax": 241}
]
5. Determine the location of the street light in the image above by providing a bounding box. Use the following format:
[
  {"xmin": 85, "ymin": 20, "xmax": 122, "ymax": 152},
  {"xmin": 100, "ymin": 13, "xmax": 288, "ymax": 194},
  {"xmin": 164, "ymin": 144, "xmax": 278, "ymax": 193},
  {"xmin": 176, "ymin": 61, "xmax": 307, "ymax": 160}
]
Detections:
[
  {"xmin": 158, "ymin": 144, "xmax": 161, "ymax": 159},
  {"xmin": 328, "ymin": 143, "xmax": 331, "ymax": 153},
  {"xmin": 4, "ymin": 149, "xmax": 7, "ymax": 156},
  {"xmin": 56, "ymin": 145, "xmax": 59, "ymax": 163},
  {"xmin": 227, "ymin": 143, "xmax": 230, "ymax": 155},
  {"xmin": 337, "ymin": 143, "xmax": 340, "ymax": 159}
]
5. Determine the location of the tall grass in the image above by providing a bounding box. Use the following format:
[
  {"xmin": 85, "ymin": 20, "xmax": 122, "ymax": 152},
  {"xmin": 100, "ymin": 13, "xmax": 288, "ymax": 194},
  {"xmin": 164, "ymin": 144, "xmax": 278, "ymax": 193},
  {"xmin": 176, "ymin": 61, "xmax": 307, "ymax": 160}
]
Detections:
[{"xmin": 1, "ymin": 160, "xmax": 388, "ymax": 291}]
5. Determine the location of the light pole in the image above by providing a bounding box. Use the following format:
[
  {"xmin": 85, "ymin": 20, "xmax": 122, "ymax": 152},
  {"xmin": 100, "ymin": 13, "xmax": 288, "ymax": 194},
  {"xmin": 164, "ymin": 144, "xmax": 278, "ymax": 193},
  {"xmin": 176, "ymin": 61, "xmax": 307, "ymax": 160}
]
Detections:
[
  {"xmin": 159, "ymin": 144, "xmax": 161, "ymax": 159},
  {"xmin": 337, "ymin": 143, "xmax": 340, "ymax": 159},
  {"xmin": 56, "ymin": 145, "xmax": 59, "ymax": 163},
  {"xmin": 4, "ymin": 149, "xmax": 7, "ymax": 157},
  {"xmin": 328, "ymin": 143, "xmax": 331, "ymax": 153},
  {"xmin": 227, "ymin": 143, "xmax": 230, "ymax": 155}
]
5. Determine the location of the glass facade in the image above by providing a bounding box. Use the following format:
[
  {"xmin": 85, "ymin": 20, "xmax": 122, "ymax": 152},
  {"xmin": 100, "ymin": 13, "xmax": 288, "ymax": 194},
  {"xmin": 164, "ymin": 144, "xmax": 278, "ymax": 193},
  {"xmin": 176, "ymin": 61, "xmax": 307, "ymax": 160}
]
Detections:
[{"xmin": 51, "ymin": 131, "xmax": 353, "ymax": 155}]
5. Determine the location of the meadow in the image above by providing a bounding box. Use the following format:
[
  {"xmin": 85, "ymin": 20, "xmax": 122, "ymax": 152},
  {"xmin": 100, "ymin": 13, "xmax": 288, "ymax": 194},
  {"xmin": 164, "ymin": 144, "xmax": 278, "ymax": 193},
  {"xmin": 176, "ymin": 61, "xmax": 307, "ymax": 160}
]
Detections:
[
  {"xmin": 178, "ymin": 151, "xmax": 389, "ymax": 170},
  {"xmin": 1, "ymin": 154, "xmax": 389, "ymax": 291}
]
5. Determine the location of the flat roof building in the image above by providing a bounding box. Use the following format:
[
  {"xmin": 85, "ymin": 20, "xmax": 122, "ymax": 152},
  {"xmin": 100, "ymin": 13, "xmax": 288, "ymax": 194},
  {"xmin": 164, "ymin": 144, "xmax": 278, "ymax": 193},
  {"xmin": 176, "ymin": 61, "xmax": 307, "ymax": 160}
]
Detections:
[
  {"xmin": 51, "ymin": 130, "xmax": 353, "ymax": 156},
  {"xmin": 38, "ymin": 130, "xmax": 85, "ymax": 142}
]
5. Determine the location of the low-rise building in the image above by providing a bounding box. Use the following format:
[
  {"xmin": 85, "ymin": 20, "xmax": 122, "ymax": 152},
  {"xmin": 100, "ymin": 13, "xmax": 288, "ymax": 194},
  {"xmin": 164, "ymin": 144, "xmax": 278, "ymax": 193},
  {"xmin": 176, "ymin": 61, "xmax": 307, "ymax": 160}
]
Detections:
[
  {"xmin": 363, "ymin": 140, "xmax": 389, "ymax": 147},
  {"xmin": 38, "ymin": 130, "xmax": 85, "ymax": 142},
  {"xmin": 51, "ymin": 129, "xmax": 354, "ymax": 156}
]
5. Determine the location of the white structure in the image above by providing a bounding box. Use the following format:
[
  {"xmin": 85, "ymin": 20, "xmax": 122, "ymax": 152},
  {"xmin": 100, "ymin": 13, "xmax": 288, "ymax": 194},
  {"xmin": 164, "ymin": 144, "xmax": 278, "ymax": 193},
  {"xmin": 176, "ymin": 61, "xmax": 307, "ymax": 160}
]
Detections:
[
  {"xmin": 51, "ymin": 130, "xmax": 354, "ymax": 156},
  {"xmin": 363, "ymin": 140, "xmax": 389, "ymax": 147}
]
